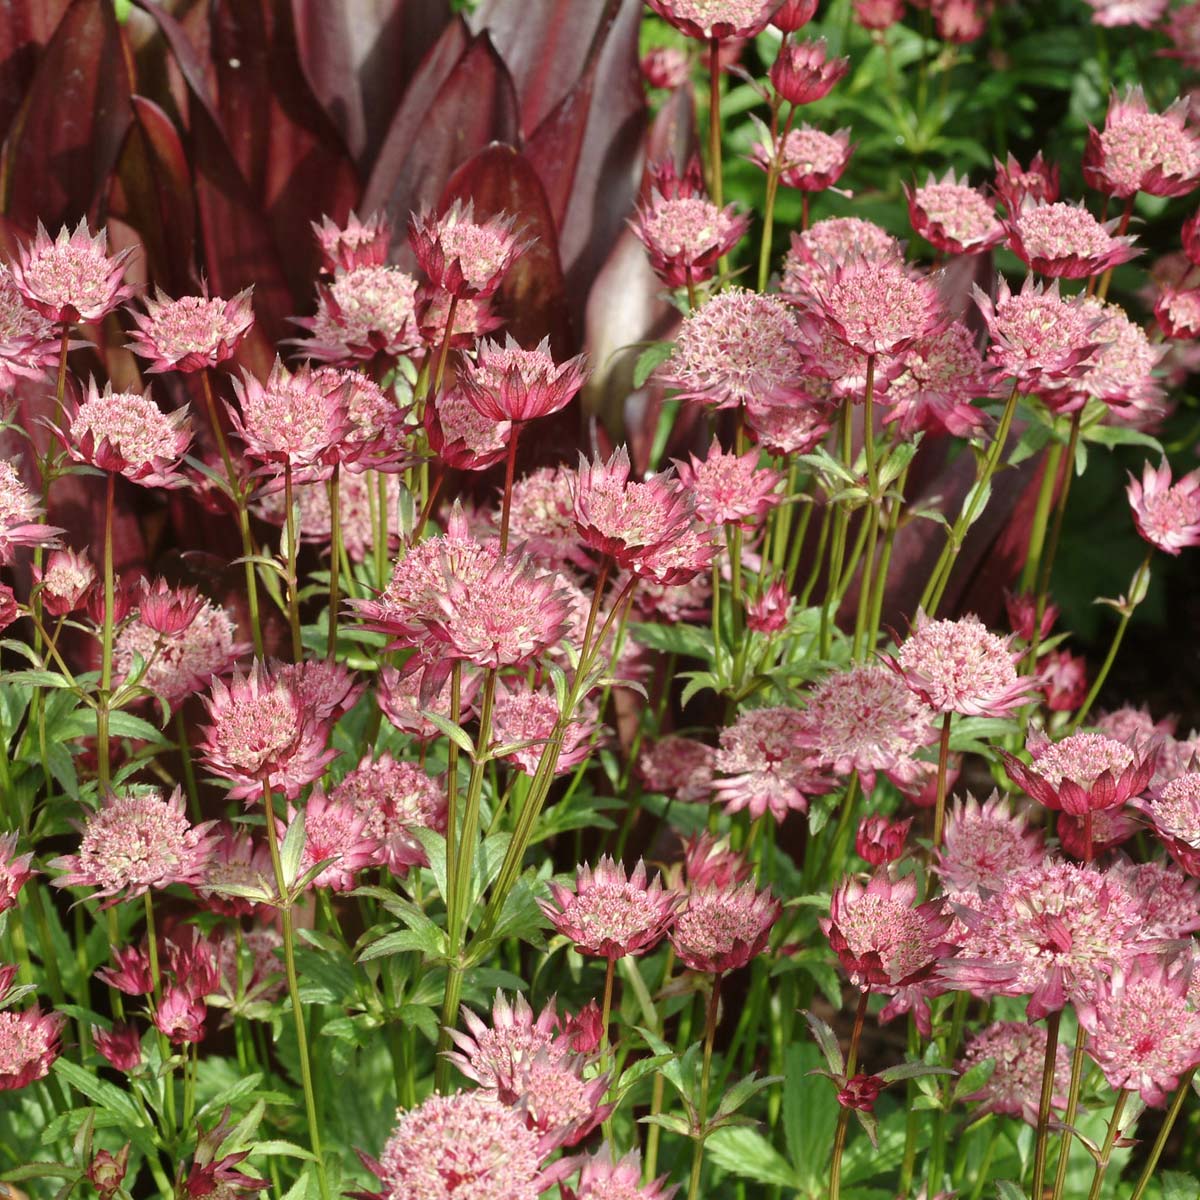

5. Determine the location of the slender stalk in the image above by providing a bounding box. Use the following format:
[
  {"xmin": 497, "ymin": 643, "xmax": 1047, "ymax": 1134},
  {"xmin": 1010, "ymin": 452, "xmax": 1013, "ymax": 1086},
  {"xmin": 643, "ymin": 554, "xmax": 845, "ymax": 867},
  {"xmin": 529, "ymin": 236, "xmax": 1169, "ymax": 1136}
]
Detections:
[
  {"xmin": 1050, "ymin": 1023, "xmax": 1089, "ymax": 1200},
  {"xmin": 830, "ymin": 988, "xmax": 871, "ymax": 1200},
  {"xmin": 1129, "ymin": 1068, "xmax": 1194, "ymax": 1200},
  {"xmin": 1019, "ymin": 440, "xmax": 1064, "ymax": 595},
  {"xmin": 865, "ymin": 463, "xmax": 910, "ymax": 649},
  {"xmin": 1095, "ymin": 197, "xmax": 1135, "ymax": 302},
  {"xmin": 143, "ymin": 892, "xmax": 177, "ymax": 1131},
  {"xmin": 498, "ymin": 424, "xmax": 522, "ymax": 554},
  {"xmin": 687, "ymin": 974, "xmax": 723, "ymax": 1200},
  {"xmin": 326, "ymin": 464, "xmax": 342, "ymax": 660},
  {"xmin": 1031, "ymin": 1009, "xmax": 1064, "ymax": 1200},
  {"xmin": 600, "ymin": 956, "xmax": 617, "ymax": 1062},
  {"xmin": 175, "ymin": 710, "xmax": 201, "ymax": 822},
  {"xmin": 821, "ymin": 401, "xmax": 855, "ymax": 656},
  {"xmin": 433, "ymin": 295, "xmax": 460, "ymax": 397},
  {"xmin": 1085, "ymin": 1089, "xmax": 1129, "ymax": 1200},
  {"xmin": 97, "ymin": 472, "xmax": 116, "ymax": 790},
  {"xmin": 262, "ymin": 780, "xmax": 330, "ymax": 1200},
  {"xmin": 932, "ymin": 711, "xmax": 953, "ymax": 849},
  {"xmin": 283, "ymin": 462, "xmax": 302, "ymax": 661},
  {"xmin": 708, "ymin": 37, "xmax": 725, "ymax": 215}
]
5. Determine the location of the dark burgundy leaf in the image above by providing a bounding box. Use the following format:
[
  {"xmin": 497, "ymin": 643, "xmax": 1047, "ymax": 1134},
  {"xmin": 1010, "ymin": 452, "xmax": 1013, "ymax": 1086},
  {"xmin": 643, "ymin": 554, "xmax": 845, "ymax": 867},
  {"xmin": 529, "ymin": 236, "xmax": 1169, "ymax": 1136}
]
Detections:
[{"xmin": 0, "ymin": 0, "xmax": 72, "ymax": 143}]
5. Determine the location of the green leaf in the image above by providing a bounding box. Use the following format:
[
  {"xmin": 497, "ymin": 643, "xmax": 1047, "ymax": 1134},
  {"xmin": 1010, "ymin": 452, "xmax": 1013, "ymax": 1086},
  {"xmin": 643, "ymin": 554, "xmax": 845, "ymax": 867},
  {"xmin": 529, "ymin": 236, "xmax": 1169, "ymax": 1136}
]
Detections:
[
  {"xmin": 704, "ymin": 1127, "xmax": 796, "ymax": 1188},
  {"xmin": 633, "ymin": 341, "xmax": 675, "ymax": 388},
  {"xmin": 279, "ymin": 810, "xmax": 306, "ymax": 892},
  {"xmin": 629, "ymin": 621, "xmax": 715, "ymax": 660},
  {"xmin": 53, "ymin": 1058, "xmax": 147, "ymax": 1131},
  {"xmin": 358, "ymin": 927, "xmax": 446, "ymax": 962},
  {"xmin": 107, "ymin": 710, "xmax": 169, "ymax": 744},
  {"xmin": 421, "ymin": 711, "xmax": 476, "ymax": 755},
  {"xmin": 713, "ymin": 1072, "xmax": 782, "ymax": 1120},
  {"xmin": 783, "ymin": 1043, "xmax": 838, "ymax": 1191},
  {"xmin": 803, "ymin": 1009, "xmax": 845, "ymax": 1075},
  {"xmin": 1162, "ymin": 1172, "xmax": 1200, "ymax": 1200},
  {"xmin": 994, "ymin": 1182, "xmax": 1028, "ymax": 1200}
]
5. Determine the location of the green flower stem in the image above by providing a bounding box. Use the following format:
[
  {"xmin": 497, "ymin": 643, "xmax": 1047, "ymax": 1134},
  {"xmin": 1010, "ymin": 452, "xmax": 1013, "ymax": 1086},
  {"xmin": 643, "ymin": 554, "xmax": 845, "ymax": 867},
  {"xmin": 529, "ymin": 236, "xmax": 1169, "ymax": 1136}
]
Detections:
[
  {"xmin": 498, "ymin": 424, "xmax": 522, "ymax": 554},
  {"xmin": 97, "ymin": 471, "xmax": 116, "ymax": 791},
  {"xmin": 797, "ymin": 500, "xmax": 832, "ymax": 601},
  {"xmin": 830, "ymin": 987, "xmax": 871, "ymax": 1200},
  {"xmin": 932, "ymin": 711, "xmax": 953, "ymax": 850},
  {"xmin": 1019, "ymin": 439, "xmax": 1064, "ymax": 595},
  {"xmin": 142, "ymin": 891, "xmax": 177, "ymax": 1132},
  {"xmin": 1129, "ymin": 1068, "xmax": 1195, "ymax": 1200},
  {"xmin": 1050, "ymin": 1023, "xmax": 1090, "ymax": 1200},
  {"xmin": 865, "ymin": 462, "xmax": 910, "ymax": 651},
  {"xmin": 1085, "ymin": 1089, "xmax": 1129, "ymax": 1200},
  {"xmin": 707, "ymin": 38, "xmax": 726, "ymax": 278},
  {"xmin": 283, "ymin": 462, "xmax": 303, "ymax": 662},
  {"xmin": 821, "ymin": 401, "xmax": 855, "ymax": 656},
  {"xmin": 262, "ymin": 781, "xmax": 330, "ymax": 1200},
  {"xmin": 175, "ymin": 710, "xmax": 202, "ymax": 823},
  {"xmin": 1030, "ymin": 1008, "xmax": 1063, "ymax": 1200},
  {"xmin": 326, "ymin": 464, "xmax": 342, "ymax": 661},
  {"xmin": 687, "ymin": 973, "xmax": 723, "ymax": 1200},
  {"xmin": 1095, "ymin": 197, "xmax": 1135, "ymax": 303},
  {"xmin": 433, "ymin": 295, "xmax": 460, "ymax": 398}
]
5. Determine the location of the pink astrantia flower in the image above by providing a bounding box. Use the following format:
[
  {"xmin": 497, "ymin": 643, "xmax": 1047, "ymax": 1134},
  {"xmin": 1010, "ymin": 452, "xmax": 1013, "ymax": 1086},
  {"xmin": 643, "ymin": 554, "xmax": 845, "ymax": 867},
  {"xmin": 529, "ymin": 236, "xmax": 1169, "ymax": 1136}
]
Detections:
[
  {"xmin": 0, "ymin": 265, "xmax": 60, "ymax": 390},
  {"xmin": 1109, "ymin": 858, "xmax": 1200, "ymax": 937},
  {"xmin": 297, "ymin": 264, "xmax": 421, "ymax": 364},
  {"xmin": 154, "ymin": 986, "xmax": 207, "ymax": 1046},
  {"xmin": 1006, "ymin": 198, "xmax": 1138, "ymax": 279},
  {"xmin": 1163, "ymin": 3, "xmax": 1200, "ymax": 70},
  {"xmin": 505, "ymin": 467, "xmax": 587, "ymax": 570},
  {"xmin": 417, "ymin": 286, "xmax": 504, "ymax": 349},
  {"xmin": 892, "ymin": 612, "xmax": 1036, "ymax": 717},
  {"xmin": 195, "ymin": 826, "xmax": 274, "ymax": 917},
  {"xmin": 95, "ymin": 945, "xmax": 153, "ymax": 996},
  {"xmin": 198, "ymin": 661, "xmax": 338, "ymax": 801},
  {"xmin": 992, "ymin": 151, "xmax": 1061, "ymax": 214},
  {"xmin": 632, "ymin": 189, "xmax": 749, "ymax": 289},
  {"xmin": 769, "ymin": 38, "xmax": 848, "ymax": 105},
  {"xmin": 772, "ymin": 0, "xmax": 819, "ymax": 28},
  {"xmin": 883, "ymin": 322, "xmax": 989, "ymax": 437},
  {"xmin": 937, "ymin": 791, "xmax": 1046, "ymax": 897},
  {"xmin": 492, "ymin": 680, "xmax": 597, "ymax": 777},
  {"xmin": 126, "ymin": 286, "xmax": 254, "ymax": 374},
  {"xmin": 0, "ymin": 832, "xmax": 35, "ymax": 913},
  {"xmin": 853, "ymin": 0, "xmax": 904, "ymax": 29},
  {"xmin": 641, "ymin": 47, "xmax": 691, "ymax": 89},
  {"xmin": 59, "ymin": 380, "xmax": 191, "ymax": 487},
  {"xmin": 377, "ymin": 662, "xmax": 481, "ymax": 744},
  {"xmin": 459, "ymin": 337, "xmax": 588, "ymax": 424},
  {"xmin": 1005, "ymin": 590, "xmax": 1059, "ymax": 643},
  {"xmin": 671, "ymin": 881, "xmax": 781, "ymax": 974},
  {"xmin": 752, "ymin": 125, "xmax": 854, "ymax": 193},
  {"xmin": 638, "ymin": 736, "xmax": 716, "ymax": 802},
  {"xmin": 796, "ymin": 664, "xmax": 936, "ymax": 794},
  {"xmin": 1083, "ymin": 0, "xmax": 1168, "ymax": 27},
  {"xmin": 1058, "ymin": 806, "xmax": 1139, "ymax": 860},
  {"xmin": 674, "ymin": 440, "xmax": 783, "ymax": 528},
  {"xmin": 1073, "ymin": 297, "xmax": 1165, "ymax": 421},
  {"xmin": 331, "ymin": 753, "xmax": 445, "ymax": 875},
  {"xmin": 0, "ymin": 992, "xmax": 65, "ymax": 1091},
  {"xmin": 714, "ymin": 705, "xmax": 831, "ymax": 822},
  {"xmin": 540, "ymin": 857, "xmax": 681, "ymax": 961},
  {"xmin": 657, "ymin": 288, "xmax": 810, "ymax": 410},
  {"xmin": 746, "ymin": 578, "xmax": 793, "ymax": 634},
  {"xmin": 49, "ymin": 787, "xmax": 217, "ymax": 906},
  {"xmin": 1040, "ymin": 649, "xmax": 1089, "ymax": 713},
  {"xmin": 1084, "ymin": 87, "xmax": 1200, "ymax": 199},
  {"xmin": 10, "ymin": 220, "xmax": 134, "ymax": 324},
  {"xmin": 1141, "ymin": 772, "xmax": 1200, "ymax": 876},
  {"xmin": 1127, "ymin": 459, "xmax": 1200, "ymax": 555},
  {"xmin": 646, "ymin": 0, "xmax": 779, "ymax": 39},
  {"xmin": 136, "ymin": 577, "xmax": 205, "ymax": 637},
  {"xmin": 683, "ymin": 832, "xmax": 753, "ymax": 890},
  {"xmin": 1155, "ymin": 285, "xmax": 1200, "ymax": 339},
  {"xmin": 1077, "ymin": 954, "xmax": 1200, "ymax": 1104},
  {"xmin": 311, "ymin": 367, "xmax": 410, "ymax": 474},
  {"xmin": 511, "ymin": 1052, "xmax": 612, "ymax": 1148},
  {"xmin": 445, "ymin": 991, "xmax": 571, "ymax": 1094},
  {"xmin": 276, "ymin": 659, "xmax": 363, "ymax": 723},
  {"xmin": 426, "ymin": 385, "xmax": 511, "ymax": 471},
  {"xmin": 935, "ymin": 0, "xmax": 986, "ymax": 42},
  {"xmin": 409, "ymin": 200, "xmax": 526, "ymax": 301},
  {"xmin": 92, "ymin": 1023, "xmax": 142, "ymax": 1073},
  {"xmin": 782, "ymin": 217, "xmax": 901, "ymax": 298},
  {"xmin": 855, "ymin": 815, "xmax": 913, "ymax": 866},
  {"xmin": 746, "ymin": 400, "xmax": 832, "ymax": 456},
  {"xmin": 945, "ymin": 859, "xmax": 1148, "ymax": 1018},
  {"xmin": 312, "ymin": 210, "xmax": 391, "ymax": 273},
  {"xmin": 907, "ymin": 170, "xmax": 1005, "ymax": 256},
  {"xmin": 0, "ymin": 458, "xmax": 61, "ymax": 564},
  {"xmin": 561, "ymin": 1147, "xmax": 677, "ymax": 1200},
  {"xmin": 284, "ymin": 789, "xmax": 376, "ymax": 892},
  {"xmin": 958, "ymin": 1021, "xmax": 1071, "ymax": 1125}
]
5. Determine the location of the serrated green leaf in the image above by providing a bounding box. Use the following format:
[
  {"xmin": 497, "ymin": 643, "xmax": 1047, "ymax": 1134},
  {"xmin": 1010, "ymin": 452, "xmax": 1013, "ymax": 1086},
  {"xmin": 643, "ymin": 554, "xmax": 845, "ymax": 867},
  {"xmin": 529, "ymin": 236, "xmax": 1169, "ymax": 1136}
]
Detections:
[
  {"xmin": 705, "ymin": 1127, "xmax": 796, "ymax": 1188},
  {"xmin": 279, "ymin": 810, "xmax": 306, "ymax": 892}
]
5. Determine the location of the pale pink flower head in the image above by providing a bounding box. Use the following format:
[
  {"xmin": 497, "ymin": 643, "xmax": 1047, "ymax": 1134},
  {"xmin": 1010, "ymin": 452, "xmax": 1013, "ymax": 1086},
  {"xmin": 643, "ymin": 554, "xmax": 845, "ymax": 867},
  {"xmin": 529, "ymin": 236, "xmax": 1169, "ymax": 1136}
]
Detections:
[
  {"xmin": 855, "ymin": 815, "xmax": 913, "ymax": 866},
  {"xmin": 0, "ymin": 458, "xmax": 61, "ymax": 564},
  {"xmin": 1006, "ymin": 198, "xmax": 1138, "ymax": 279},
  {"xmin": 377, "ymin": 662, "xmax": 480, "ymax": 744},
  {"xmin": 1083, "ymin": 0, "xmax": 1168, "ymax": 26},
  {"xmin": 312, "ymin": 209, "xmax": 391, "ymax": 273},
  {"xmin": 228, "ymin": 357, "xmax": 349, "ymax": 475},
  {"xmin": 284, "ymin": 787, "xmax": 376, "ymax": 892},
  {"xmin": 1000, "ymin": 730, "xmax": 1156, "ymax": 816},
  {"xmin": 782, "ymin": 217, "xmax": 901, "ymax": 298},
  {"xmin": 645, "ymin": 0, "xmax": 779, "ymax": 39},
  {"xmin": 1108, "ymin": 858, "xmax": 1200, "ymax": 937},
  {"xmin": 127, "ymin": 286, "xmax": 254, "ymax": 374},
  {"xmin": 803, "ymin": 247, "xmax": 946, "ymax": 358},
  {"xmin": 854, "ymin": 0, "xmax": 904, "ymax": 29},
  {"xmin": 772, "ymin": 0, "xmax": 819, "ymax": 28},
  {"xmin": 561, "ymin": 1147, "xmax": 677, "ymax": 1200},
  {"xmin": 195, "ymin": 825, "xmax": 274, "ymax": 917},
  {"xmin": 416, "ymin": 286, "xmax": 505, "ymax": 349},
  {"xmin": 445, "ymin": 990, "xmax": 569, "ymax": 1094},
  {"xmin": 0, "ymin": 265, "xmax": 59, "ymax": 389},
  {"xmin": 632, "ymin": 190, "xmax": 749, "ymax": 288},
  {"xmin": 95, "ymin": 945, "xmax": 153, "ymax": 996},
  {"xmin": 275, "ymin": 658, "xmax": 363, "ymax": 722},
  {"xmin": 378, "ymin": 1091, "xmax": 548, "ymax": 1200},
  {"xmin": 49, "ymin": 787, "xmax": 217, "ymax": 906},
  {"xmin": 297, "ymin": 264, "xmax": 421, "ymax": 364},
  {"xmin": 1084, "ymin": 87, "xmax": 1200, "ymax": 199},
  {"xmin": 671, "ymin": 881, "xmax": 780, "ymax": 974},
  {"xmin": 745, "ymin": 400, "xmax": 832, "ymax": 456},
  {"xmin": 746, "ymin": 577, "xmax": 793, "ymax": 634},
  {"xmin": 1073, "ymin": 296, "xmax": 1165, "ymax": 420},
  {"xmin": 958, "ymin": 1021, "xmax": 1071, "ymax": 1125},
  {"xmin": 1040, "ymin": 649, "xmax": 1089, "ymax": 714},
  {"xmin": 154, "ymin": 985, "xmax": 207, "ymax": 1046},
  {"xmin": 752, "ymin": 125, "xmax": 854, "ymax": 193},
  {"xmin": 1077, "ymin": 954, "xmax": 1200, "ymax": 1105},
  {"xmin": 1156, "ymin": 283, "xmax": 1200, "ymax": 339},
  {"xmin": 769, "ymin": 37, "xmax": 848, "ymax": 106},
  {"xmin": 197, "ymin": 660, "xmax": 337, "ymax": 801},
  {"xmin": 992, "ymin": 151, "xmax": 1061, "ymax": 214},
  {"xmin": 796, "ymin": 664, "xmax": 936, "ymax": 794},
  {"xmin": 0, "ymin": 996, "xmax": 65, "ymax": 1092},
  {"xmin": 492, "ymin": 680, "xmax": 597, "ymax": 777},
  {"xmin": 892, "ymin": 611, "xmax": 1035, "ymax": 717},
  {"xmin": 35, "ymin": 547, "xmax": 95, "ymax": 616},
  {"xmin": 682, "ymin": 832, "xmax": 752, "ymax": 890},
  {"xmin": 638, "ymin": 735, "xmax": 716, "ymax": 802},
  {"xmin": 1141, "ymin": 772, "xmax": 1200, "ymax": 876},
  {"xmin": 821, "ymin": 872, "xmax": 956, "ymax": 992},
  {"xmin": 136, "ymin": 577, "xmax": 205, "ymax": 637},
  {"xmin": 1127, "ymin": 458, "xmax": 1200, "ymax": 555},
  {"xmin": 673, "ymin": 439, "xmax": 782, "ymax": 529},
  {"xmin": 331, "ymin": 752, "xmax": 445, "ymax": 874},
  {"xmin": 946, "ymin": 859, "xmax": 1147, "ymax": 1019},
  {"xmin": 658, "ymin": 288, "xmax": 810, "ymax": 410},
  {"xmin": 505, "ymin": 466, "xmax": 587, "ymax": 570},
  {"xmin": 425, "ymin": 384, "xmax": 511, "ymax": 471},
  {"xmin": 0, "ymin": 831, "xmax": 35, "ymax": 913},
  {"xmin": 1004, "ymin": 589, "xmax": 1059, "ymax": 643},
  {"xmin": 511, "ymin": 1052, "xmax": 613, "ymax": 1148},
  {"xmin": 714, "ymin": 705, "xmax": 831, "ymax": 822},
  {"xmin": 934, "ymin": 0, "xmax": 986, "ymax": 43},
  {"xmin": 60, "ymin": 379, "xmax": 191, "ymax": 487},
  {"xmin": 937, "ymin": 791, "xmax": 1046, "ymax": 896},
  {"xmin": 311, "ymin": 366, "xmax": 410, "ymax": 473},
  {"xmin": 975, "ymin": 276, "xmax": 1106, "ymax": 396},
  {"xmin": 10, "ymin": 220, "xmax": 133, "ymax": 324},
  {"xmin": 907, "ymin": 169, "xmax": 1004, "ymax": 256},
  {"xmin": 540, "ymin": 857, "xmax": 680, "ymax": 962},
  {"xmin": 459, "ymin": 336, "xmax": 588, "ymax": 423},
  {"xmin": 882, "ymin": 321, "xmax": 989, "ymax": 437},
  {"xmin": 409, "ymin": 200, "xmax": 527, "ymax": 300},
  {"xmin": 641, "ymin": 47, "xmax": 691, "ymax": 89}
]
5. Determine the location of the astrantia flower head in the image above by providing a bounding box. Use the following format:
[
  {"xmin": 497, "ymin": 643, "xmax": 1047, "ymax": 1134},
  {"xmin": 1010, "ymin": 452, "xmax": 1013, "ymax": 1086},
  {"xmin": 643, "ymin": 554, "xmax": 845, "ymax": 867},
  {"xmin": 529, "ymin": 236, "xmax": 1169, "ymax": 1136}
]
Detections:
[
  {"xmin": 673, "ymin": 439, "xmax": 782, "ymax": 528},
  {"xmin": 1155, "ymin": 284, "xmax": 1200, "ymax": 340},
  {"xmin": 409, "ymin": 200, "xmax": 527, "ymax": 300},
  {"xmin": 1006, "ymin": 198, "xmax": 1138, "ymax": 279},
  {"xmin": 638, "ymin": 736, "xmax": 716, "ymax": 802},
  {"xmin": 198, "ymin": 660, "xmax": 337, "ymax": 801},
  {"xmin": 504, "ymin": 466, "xmax": 584, "ymax": 569},
  {"xmin": 1127, "ymin": 458, "xmax": 1200, "ymax": 555},
  {"xmin": 657, "ymin": 288, "xmax": 809, "ymax": 410},
  {"xmin": 935, "ymin": 0, "xmax": 986, "ymax": 43},
  {"xmin": 155, "ymin": 986, "xmax": 207, "ymax": 1045},
  {"xmin": 10, "ymin": 220, "xmax": 134, "ymax": 324},
  {"xmin": 946, "ymin": 859, "xmax": 1148, "ymax": 1018},
  {"xmin": 745, "ymin": 399, "xmax": 832, "ymax": 456},
  {"xmin": 297, "ymin": 264, "xmax": 420, "ymax": 364},
  {"xmin": 0, "ymin": 999, "xmax": 64, "ymax": 1092},
  {"xmin": 632, "ymin": 190, "xmax": 749, "ymax": 289},
  {"xmin": 459, "ymin": 337, "xmax": 588, "ymax": 423},
  {"xmin": 378, "ymin": 1091, "xmax": 548, "ymax": 1200},
  {"xmin": 0, "ymin": 458, "xmax": 61, "ymax": 564},
  {"xmin": 136, "ymin": 577, "xmax": 205, "ymax": 637},
  {"xmin": 821, "ymin": 872, "xmax": 956, "ymax": 992},
  {"xmin": 1058, "ymin": 806, "xmax": 1139, "ymax": 860},
  {"xmin": 752, "ymin": 125, "xmax": 854, "ymax": 193},
  {"xmin": 714, "ymin": 705, "xmax": 831, "ymax": 821},
  {"xmin": 0, "ymin": 265, "xmax": 59, "ymax": 389},
  {"xmin": 855, "ymin": 815, "xmax": 913, "ymax": 866},
  {"xmin": 958, "ymin": 1021, "xmax": 1071, "ymax": 1125},
  {"xmin": 561, "ymin": 1147, "xmax": 678, "ymax": 1200},
  {"xmin": 796, "ymin": 664, "xmax": 936, "ymax": 793},
  {"xmin": 276, "ymin": 658, "xmax": 363, "ymax": 723},
  {"xmin": 34, "ymin": 547, "xmax": 95, "ymax": 616},
  {"xmin": 782, "ymin": 217, "xmax": 901, "ymax": 298},
  {"xmin": 312, "ymin": 209, "xmax": 391, "ymax": 273},
  {"xmin": 512, "ymin": 1052, "xmax": 612, "ymax": 1147},
  {"xmin": 425, "ymin": 385, "xmax": 511, "ymax": 471},
  {"xmin": 1084, "ymin": 87, "xmax": 1200, "ymax": 199},
  {"xmin": 645, "ymin": 0, "xmax": 779, "ymax": 39},
  {"xmin": 311, "ymin": 366, "xmax": 410, "ymax": 474},
  {"xmin": 49, "ymin": 787, "xmax": 217, "ymax": 906},
  {"xmin": 1083, "ymin": 0, "xmax": 1168, "ymax": 27},
  {"xmin": 907, "ymin": 170, "xmax": 1004, "ymax": 256},
  {"xmin": 417, "ymin": 287, "xmax": 505, "ymax": 349},
  {"xmin": 671, "ymin": 881, "xmax": 781, "ymax": 974},
  {"xmin": 445, "ymin": 990, "xmax": 570, "ymax": 1095},
  {"xmin": 682, "ymin": 832, "xmax": 752, "ymax": 890},
  {"xmin": 195, "ymin": 826, "xmax": 274, "ymax": 917},
  {"xmin": 92, "ymin": 1023, "xmax": 142, "ymax": 1073},
  {"xmin": 540, "ymin": 857, "xmax": 680, "ymax": 961},
  {"xmin": 1077, "ymin": 954, "xmax": 1200, "ymax": 1104},
  {"xmin": 745, "ymin": 578, "xmax": 793, "ymax": 634},
  {"xmin": 0, "ymin": 832, "xmax": 35, "ymax": 913},
  {"xmin": 59, "ymin": 380, "xmax": 191, "ymax": 487},
  {"xmin": 377, "ymin": 662, "xmax": 480, "ymax": 743},
  {"xmin": 229, "ymin": 358, "xmax": 349, "ymax": 475},
  {"xmin": 772, "ymin": 0, "xmax": 819, "ymax": 28},
  {"xmin": 882, "ymin": 322, "xmax": 989, "ymax": 437},
  {"xmin": 1141, "ymin": 772, "xmax": 1200, "ymax": 876},
  {"xmin": 769, "ymin": 38, "xmax": 848, "ymax": 105},
  {"xmin": 937, "ymin": 791, "xmax": 1046, "ymax": 896},
  {"xmin": 1109, "ymin": 857, "xmax": 1200, "ymax": 936},
  {"xmin": 641, "ymin": 47, "xmax": 691, "ymax": 89},
  {"xmin": 892, "ymin": 612, "xmax": 1035, "ymax": 717},
  {"xmin": 1073, "ymin": 296, "xmax": 1165, "ymax": 420},
  {"xmin": 992, "ymin": 151, "xmax": 1061, "ymax": 214},
  {"xmin": 284, "ymin": 788, "xmax": 376, "ymax": 892},
  {"xmin": 493, "ymin": 680, "xmax": 597, "ymax": 777},
  {"xmin": 127, "ymin": 286, "xmax": 254, "ymax": 374}
]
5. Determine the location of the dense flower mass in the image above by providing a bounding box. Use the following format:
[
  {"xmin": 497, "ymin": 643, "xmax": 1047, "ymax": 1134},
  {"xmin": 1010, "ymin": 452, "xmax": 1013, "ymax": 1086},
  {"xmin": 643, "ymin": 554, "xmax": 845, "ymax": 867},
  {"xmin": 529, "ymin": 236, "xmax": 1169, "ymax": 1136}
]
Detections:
[
  {"xmin": 958, "ymin": 1022, "xmax": 1071, "ymax": 1125},
  {"xmin": 127, "ymin": 287, "xmax": 254, "ymax": 373},
  {"xmin": 1006, "ymin": 199, "xmax": 1138, "ymax": 278}
]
